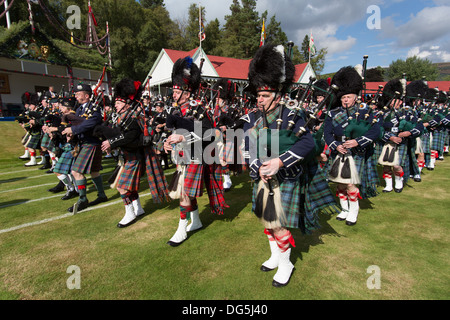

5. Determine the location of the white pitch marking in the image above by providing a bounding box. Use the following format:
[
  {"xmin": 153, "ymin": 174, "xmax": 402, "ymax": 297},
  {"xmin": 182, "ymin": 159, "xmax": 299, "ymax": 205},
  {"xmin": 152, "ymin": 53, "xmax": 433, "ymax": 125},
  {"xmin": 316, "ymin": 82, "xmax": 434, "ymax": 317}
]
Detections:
[
  {"xmin": 0, "ymin": 183, "xmax": 55, "ymax": 194},
  {"xmin": 0, "ymin": 171, "xmax": 174, "ymax": 234},
  {"xmin": 0, "ymin": 192, "xmax": 152, "ymax": 234}
]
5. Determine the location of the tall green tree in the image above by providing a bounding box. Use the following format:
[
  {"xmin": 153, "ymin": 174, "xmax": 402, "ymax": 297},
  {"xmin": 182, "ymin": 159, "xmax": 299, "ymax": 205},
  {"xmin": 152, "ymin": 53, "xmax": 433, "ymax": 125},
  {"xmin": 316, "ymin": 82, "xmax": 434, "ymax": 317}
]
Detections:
[
  {"xmin": 222, "ymin": 0, "xmax": 260, "ymax": 58},
  {"xmin": 386, "ymin": 56, "xmax": 439, "ymax": 81},
  {"xmin": 140, "ymin": 0, "xmax": 165, "ymax": 9},
  {"xmin": 203, "ymin": 18, "xmax": 222, "ymax": 56}
]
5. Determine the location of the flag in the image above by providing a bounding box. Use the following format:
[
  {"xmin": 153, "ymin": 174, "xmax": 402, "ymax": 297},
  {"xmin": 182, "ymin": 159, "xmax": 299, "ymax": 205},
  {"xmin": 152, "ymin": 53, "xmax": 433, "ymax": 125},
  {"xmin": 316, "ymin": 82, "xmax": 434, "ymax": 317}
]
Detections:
[
  {"xmin": 259, "ymin": 19, "xmax": 266, "ymax": 47},
  {"xmin": 309, "ymin": 32, "xmax": 317, "ymax": 56},
  {"xmin": 199, "ymin": 7, "xmax": 206, "ymax": 42}
]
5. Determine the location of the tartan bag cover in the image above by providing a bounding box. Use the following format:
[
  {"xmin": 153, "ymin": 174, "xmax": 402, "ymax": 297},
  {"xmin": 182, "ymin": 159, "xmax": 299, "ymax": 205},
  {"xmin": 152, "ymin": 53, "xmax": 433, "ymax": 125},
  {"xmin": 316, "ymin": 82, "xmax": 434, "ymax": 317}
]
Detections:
[{"xmin": 144, "ymin": 147, "xmax": 171, "ymax": 204}]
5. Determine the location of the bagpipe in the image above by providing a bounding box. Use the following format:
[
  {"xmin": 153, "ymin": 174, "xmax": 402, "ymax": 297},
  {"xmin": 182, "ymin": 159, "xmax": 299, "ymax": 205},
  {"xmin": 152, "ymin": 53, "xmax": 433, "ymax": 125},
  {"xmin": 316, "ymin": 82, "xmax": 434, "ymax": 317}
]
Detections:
[
  {"xmin": 15, "ymin": 109, "xmax": 31, "ymax": 124},
  {"xmin": 94, "ymin": 76, "xmax": 155, "ymax": 149}
]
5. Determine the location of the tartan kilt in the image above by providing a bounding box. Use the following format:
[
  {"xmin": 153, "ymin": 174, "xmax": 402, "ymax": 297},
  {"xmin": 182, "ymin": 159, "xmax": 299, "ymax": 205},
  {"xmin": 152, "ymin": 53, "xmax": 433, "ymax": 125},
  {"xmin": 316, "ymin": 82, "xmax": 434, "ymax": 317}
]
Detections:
[
  {"xmin": 144, "ymin": 147, "xmax": 170, "ymax": 204},
  {"xmin": 431, "ymin": 130, "xmax": 446, "ymax": 154},
  {"xmin": 184, "ymin": 163, "xmax": 205, "ymax": 198},
  {"xmin": 116, "ymin": 150, "xmax": 144, "ymax": 192},
  {"xmin": 352, "ymin": 148, "xmax": 379, "ymax": 199},
  {"xmin": 53, "ymin": 144, "xmax": 75, "ymax": 174},
  {"xmin": 420, "ymin": 133, "xmax": 431, "ymax": 154},
  {"xmin": 71, "ymin": 143, "xmax": 103, "ymax": 174},
  {"xmin": 373, "ymin": 141, "xmax": 384, "ymax": 160},
  {"xmin": 25, "ymin": 133, "xmax": 41, "ymax": 149},
  {"xmin": 40, "ymin": 133, "xmax": 52, "ymax": 149},
  {"xmin": 393, "ymin": 143, "xmax": 413, "ymax": 183},
  {"xmin": 184, "ymin": 163, "xmax": 226, "ymax": 214}
]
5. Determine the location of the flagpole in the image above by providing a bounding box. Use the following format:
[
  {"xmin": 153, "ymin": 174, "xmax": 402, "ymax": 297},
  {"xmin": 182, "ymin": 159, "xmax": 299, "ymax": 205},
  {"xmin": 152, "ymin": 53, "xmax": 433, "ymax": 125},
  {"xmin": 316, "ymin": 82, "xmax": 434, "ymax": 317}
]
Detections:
[{"xmin": 199, "ymin": 4, "xmax": 202, "ymax": 57}]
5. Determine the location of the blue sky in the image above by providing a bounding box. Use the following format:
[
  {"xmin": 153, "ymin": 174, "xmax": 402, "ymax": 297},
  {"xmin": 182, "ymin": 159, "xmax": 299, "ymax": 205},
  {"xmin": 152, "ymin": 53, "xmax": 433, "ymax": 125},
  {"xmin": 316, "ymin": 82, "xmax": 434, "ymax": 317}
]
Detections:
[{"xmin": 163, "ymin": 0, "xmax": 450, "ymax": 74}]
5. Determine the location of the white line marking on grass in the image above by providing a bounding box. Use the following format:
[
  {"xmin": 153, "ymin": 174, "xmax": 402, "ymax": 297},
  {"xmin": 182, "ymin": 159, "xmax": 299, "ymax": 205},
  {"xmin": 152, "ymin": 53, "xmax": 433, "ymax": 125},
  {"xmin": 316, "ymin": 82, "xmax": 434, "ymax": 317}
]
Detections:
[
  {"xmin": 0, "ymin": 194, "xmax": 64, "ymax": 209},
  {"xmin": 0, "ymin": 183, "xmax": 55, "ymax": 194},
  {"xmin": 0, "ymin": 171, "xmax": 175, "ymax": 234},
  {"xmin": 0, "ymin": 168, "xmax": 37, "ymax": 176},
  {"xmin": 0, "ymin": 192, "xmax": 152, "ymax": 235}
]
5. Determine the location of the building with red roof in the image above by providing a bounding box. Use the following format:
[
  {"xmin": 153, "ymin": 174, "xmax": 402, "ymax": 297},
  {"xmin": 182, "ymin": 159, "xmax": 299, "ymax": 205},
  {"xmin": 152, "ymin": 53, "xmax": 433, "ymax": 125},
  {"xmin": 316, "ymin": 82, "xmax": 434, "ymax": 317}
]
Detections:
[{"xmin": 145, "ymin": 47, "xmax": 316, "ymax": 96}]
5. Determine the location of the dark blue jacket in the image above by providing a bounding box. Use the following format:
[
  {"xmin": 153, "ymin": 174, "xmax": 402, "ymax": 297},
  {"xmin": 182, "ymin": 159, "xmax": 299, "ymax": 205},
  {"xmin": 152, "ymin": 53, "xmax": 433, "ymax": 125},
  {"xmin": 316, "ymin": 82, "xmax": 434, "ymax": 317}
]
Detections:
[{"xmin": 71, "ymin": 102, "xmax": 103, "ymax": 145}]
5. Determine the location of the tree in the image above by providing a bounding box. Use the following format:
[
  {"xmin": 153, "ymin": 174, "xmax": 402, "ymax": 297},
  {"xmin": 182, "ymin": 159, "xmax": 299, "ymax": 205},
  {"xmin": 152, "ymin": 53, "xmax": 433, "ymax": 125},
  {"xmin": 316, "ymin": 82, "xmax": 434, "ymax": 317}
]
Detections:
[
  {"xmin": 222, "ymin": 0, "xmax": 260, "ymax": 58},
  {"xmin": 203, "ymin": 18, "xmax": 222, "ymax": 55},
  {"xmin": 365, "ymin": 67, "xmax": 385, "ymax": 82},
  {"xmin": 300, "ymin": 35, "xmax": 310, "ymax": 62},
  {"xmin": 264, "ymin": 13, "xmax": 288, "ymax": 46},
  {"xmin": 386, "ymin": 56, "xmax": 439, "ymax": 81},
  {"xmin": 140, "ymin": 0, "xmax": 165, "ymax": 9}
]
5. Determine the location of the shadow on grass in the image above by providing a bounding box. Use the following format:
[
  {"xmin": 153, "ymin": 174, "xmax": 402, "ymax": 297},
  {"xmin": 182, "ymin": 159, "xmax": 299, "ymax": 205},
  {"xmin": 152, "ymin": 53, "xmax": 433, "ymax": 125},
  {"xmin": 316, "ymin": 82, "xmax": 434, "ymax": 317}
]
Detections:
[
  {"xmin": 291, "ymin": 211, "xmax": 342, "ymax": 263},
  {"xmin": 0, "ymin": 198, "xmax": 30, "ymax": 209},
  {"xmin": 196, "ymin": 175, "xmax": 253, "ymax": 230},
  {"xmin": 0, "ymin": 177, "xmax": 26, "ymax": 184}
]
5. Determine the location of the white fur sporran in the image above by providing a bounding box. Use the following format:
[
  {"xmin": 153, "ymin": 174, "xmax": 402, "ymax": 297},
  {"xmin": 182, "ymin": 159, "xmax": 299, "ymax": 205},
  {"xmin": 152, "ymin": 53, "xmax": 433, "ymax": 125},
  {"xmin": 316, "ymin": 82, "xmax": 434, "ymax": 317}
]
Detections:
[
  {"xmin": 169, "ymin": 165, "xmax": 186, "ymax": 200},
  {"xmin": 328, "ymin": 153, "xmax": 361, "ymax": 185},
  {"xmin": 255, "ymin": 177, "xmax": 286, "ymax": 229},
  {"xmin": 378, "ymin": 142, "xmax": 399, "ymax": 166},
  {"xmin": 110, "ymin": 155, "xmax": 125, "ymax": 189}
]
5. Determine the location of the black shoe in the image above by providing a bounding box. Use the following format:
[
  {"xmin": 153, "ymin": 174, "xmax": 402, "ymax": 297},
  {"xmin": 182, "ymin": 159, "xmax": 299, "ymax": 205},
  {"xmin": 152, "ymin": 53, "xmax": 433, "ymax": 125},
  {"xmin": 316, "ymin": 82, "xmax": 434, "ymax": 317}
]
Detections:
[
  {"xmin": 394, "ymin": 188, "xmax": 403, "ymax": 193},
  {"xmin": 260, "ymin": 265, "xmax": 275, "ymax": 272},
  {"xmin": 166, "ymin": 239, "xmax": 186, "ymax": 247},
  {"xmin": 39, "ymin": 163, "xmax": 51, "ymax": 170},
  {"xmin": 48, "ymin": 181, "xmax": 65, "ymax": 193},
  {"xmin": 68, "ymin": 200, "xmax": 89, "ymax": 213},
  {"xmin": 61, "ymin": 190, "xmax": 78, "ymax": 200},
  {"xmin": 346, "ymin": 220, "xmax": 357, "ymax": 226},
  {"xmin": 117, "ymin": 220, "xmax": 137, "ymax": 228},
  {"xmin": 272, "ymin": 268, "xmax": 295, "ymax": 288},
  {"xmin": 46, "ymin": 168, "xmax": 54, "ymax": 174},
  {"xmin": 88, "ymin": 196, "xmax": 108, "ymax": 207}
]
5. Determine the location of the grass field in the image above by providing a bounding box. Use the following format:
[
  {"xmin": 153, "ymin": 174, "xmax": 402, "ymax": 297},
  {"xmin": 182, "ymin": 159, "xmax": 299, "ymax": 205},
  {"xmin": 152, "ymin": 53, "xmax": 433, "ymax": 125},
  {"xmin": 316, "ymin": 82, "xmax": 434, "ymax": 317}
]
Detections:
[{"xmin": 0, "ymin": 121, "xmax": 449, "ymax": 301}]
